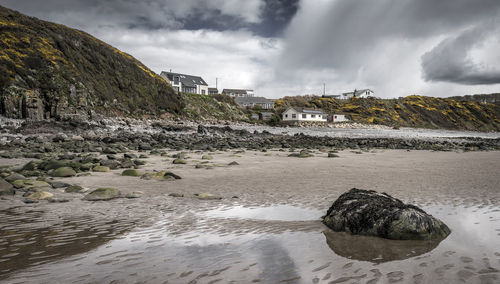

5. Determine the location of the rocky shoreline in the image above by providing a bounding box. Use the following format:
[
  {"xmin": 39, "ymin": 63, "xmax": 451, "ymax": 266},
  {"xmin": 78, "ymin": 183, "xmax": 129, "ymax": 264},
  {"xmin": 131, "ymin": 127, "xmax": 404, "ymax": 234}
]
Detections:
[{"xmin": 1, "ymin": 118, "xmax": 500, "ymax": 155}]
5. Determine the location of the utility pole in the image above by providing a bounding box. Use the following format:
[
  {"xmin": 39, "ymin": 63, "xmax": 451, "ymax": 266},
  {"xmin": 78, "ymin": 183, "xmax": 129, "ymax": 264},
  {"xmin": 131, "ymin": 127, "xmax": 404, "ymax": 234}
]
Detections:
[
  {"xmin": 323, "ymin": 83, "xmax": 326, "ymax": 96},
  {"xmin": 216, "ymin": 77, "xmax": 218, "ymax": 90}
]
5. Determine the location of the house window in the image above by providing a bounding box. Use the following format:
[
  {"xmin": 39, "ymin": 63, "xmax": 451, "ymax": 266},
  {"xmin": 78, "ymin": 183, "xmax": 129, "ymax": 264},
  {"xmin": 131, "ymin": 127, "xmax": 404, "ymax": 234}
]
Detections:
[
  {"xmin": 311, "ymin": 115, "xmax": 316, "ymax": 118},
  {"xmin": 285, "ymin": 114, "xmax": 288, "ymax": 118},
  {"xmin": 334, "ymin": 115, "xmax": 337, "ymax": 119},
  {"xmin": 302, "ymin": 114, "xmax": 306, "ymax": 119},
  {"xmin": 292, "ymin": 114, "xmax": 296, "ymax": 118},
  {"xmin": 202, "ymin": 90, "xmax": 206, "ymax": 95}
]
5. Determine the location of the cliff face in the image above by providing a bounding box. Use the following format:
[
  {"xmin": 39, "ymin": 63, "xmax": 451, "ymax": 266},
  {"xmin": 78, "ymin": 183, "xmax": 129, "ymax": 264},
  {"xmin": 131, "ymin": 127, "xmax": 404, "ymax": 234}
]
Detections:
[
  {"xmin": 275, "ymin": 95, "xmax": 500, "ymax": 131},
  {"xmin": 0, "ymin": 5, "xmax": 184, "ymax": 120}
]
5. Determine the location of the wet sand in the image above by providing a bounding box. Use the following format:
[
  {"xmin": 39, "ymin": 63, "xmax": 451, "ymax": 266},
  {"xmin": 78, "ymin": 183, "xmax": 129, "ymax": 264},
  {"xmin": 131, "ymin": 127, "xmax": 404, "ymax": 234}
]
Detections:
[{"xmin": 1, "ymin": 149, "xmax": 499, "ymax": 283}]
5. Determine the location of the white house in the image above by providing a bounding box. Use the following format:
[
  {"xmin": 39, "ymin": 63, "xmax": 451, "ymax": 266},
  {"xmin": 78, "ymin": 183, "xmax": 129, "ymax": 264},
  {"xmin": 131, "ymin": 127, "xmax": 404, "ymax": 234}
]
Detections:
[
  {"xmin": 342, "ymin": 89, "xmax": 374, "ymax": 99},
  {"xmin": 160, "ymin": 71, "xmax": 209, "ymax": 95},
  {"xmin": 327, "ymin": 114, "xmax": 349, "ymax": 123},
  {"xmin": 222, "ymin": 89, "xmax": 254, "ymax": 97},
  {"xmin": 282, "ymin": 107, "xmax": 327, "ymax": 122}
]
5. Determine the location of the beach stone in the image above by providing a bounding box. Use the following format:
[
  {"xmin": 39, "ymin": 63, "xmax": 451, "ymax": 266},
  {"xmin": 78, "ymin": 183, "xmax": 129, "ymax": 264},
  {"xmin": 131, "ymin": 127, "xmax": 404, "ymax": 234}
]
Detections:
[
  {"xmin": 164, "ymin": 172, "xmax": 182, "ymax": 179},
  {"xmin": 80, "ymin": 163, "xmax": 94, "ymax": 171},
  {"xmin": 48, "ymin": 198, "xmax": 70, "ymax": 203},
  {"xmin": 99, "ymin": 160, "xmax": 120, "ymax": 169},
  {"xmin": 173, "ymin": 158, "xmax": 187, "ymax": 164},
  {"xmin": 121, "ymin": 169, "xmax": 142, "ymax": 176},
  {"xmin": 21, "ymin": 160, "xmax": 41, "ymax": 171},
  {"xmin": 169, "ymin": 193, "xmax": 184, "ymax": 198},
  {"xmin": 139, "ymin": 143, "xmax": 152, "ymax": 151},
  {"xmin": 196, "ymin": 193, "xmax": 222, "ymax": 200},
  {"xmin": 323, "ymin": 188, "xmax": 451, "ymax": 240},
  {"xmin": 93, "ymin": 166, "xmax": 110, "ymax": 172},
  {"xmin": 0, "ymin": 178, "xmax": 15, "ymax": 196},
  {"xmin": 228, "ymin": 161, "xmax": 239, "ymax": 166},
  {"xmin": 41, "ymin": 160, "xmax": 68, "ymax": 171},
  {"xmin": 12, "ymin": 180, "xmax": 51, "ymax": 189},
  {"xmin": 4, "ymin": 173, "xmax": 26, "ymax": 183},
  {"xmin": 125, "ymin": 191, "xmax": 143, "ymax": 198},
  {"xmin": 134, "ymin": 160, "xmax": 147, "ymax": 166},
  {"xmin": 65, "ymin": 185, "xmax": 84, "ymax": 193},
  {"xmin": 84, "ymin": 188, "xmax": 120, "ymax": 201},
  {"xmin": 124, "ymin": 153, "xmax": 137, "ymax": 159},
  {"xmin": 51, "ymin": 167, "xmax": 77, "ymax": 177},
  {"xmin": 120, "ymin": 159, "xmax": 135, "ymax": 168},
  {"xmin": 328, "ymin": 153, "xmax": 339, "ymax": 158},
  {"xmin": 51, "ymin": 181, "xmax": 71, "ymax": 188},
  {"xmin": 288, "ymin": 150, "xmax": 313, "ymax": 158},
  {"xmin": 202, "ymin": 155, "xmax": 213, "ymax": 160},
  {"xmin": 27, "ymin": 191, "xmax": 53, "ymax": 200}
]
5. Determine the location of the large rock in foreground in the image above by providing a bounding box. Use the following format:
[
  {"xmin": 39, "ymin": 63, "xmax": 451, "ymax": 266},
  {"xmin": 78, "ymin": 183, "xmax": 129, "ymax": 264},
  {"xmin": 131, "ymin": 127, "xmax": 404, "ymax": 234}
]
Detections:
[{"xmin": 323, "ymin": 188, "xmax": 451, "ymax": 240}]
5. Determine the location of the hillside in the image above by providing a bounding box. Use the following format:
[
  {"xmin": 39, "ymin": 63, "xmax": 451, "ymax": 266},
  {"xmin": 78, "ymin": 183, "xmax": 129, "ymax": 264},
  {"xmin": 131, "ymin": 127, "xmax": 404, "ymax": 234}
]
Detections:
[
  {"xmin": 0, "ymin": 5, "xmax": 184, "ymax": 119},
  {"xmin": 275, "ymin": 95, "xmax": 500, "ymax": 131},
  {"xmin": 448, "ymin": 93, "xmax": 500, "ymax": 105},
  {"xmin": 181, "ymin": 93, "xmax": 248, "ymax": 121}
]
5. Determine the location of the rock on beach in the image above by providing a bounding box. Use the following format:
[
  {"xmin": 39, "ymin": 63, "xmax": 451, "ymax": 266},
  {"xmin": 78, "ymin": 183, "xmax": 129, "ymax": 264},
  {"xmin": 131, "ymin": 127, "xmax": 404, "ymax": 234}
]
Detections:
[{"xmin": 323, "ymin": 188, "xmax": 451, "ymax": 240}]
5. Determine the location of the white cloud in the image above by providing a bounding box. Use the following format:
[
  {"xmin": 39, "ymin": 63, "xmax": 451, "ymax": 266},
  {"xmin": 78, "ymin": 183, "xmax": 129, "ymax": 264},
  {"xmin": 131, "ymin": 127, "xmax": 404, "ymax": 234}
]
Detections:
[{"xmin": 91, "ymin": 27, "xmax": 280, "ymax": 92}]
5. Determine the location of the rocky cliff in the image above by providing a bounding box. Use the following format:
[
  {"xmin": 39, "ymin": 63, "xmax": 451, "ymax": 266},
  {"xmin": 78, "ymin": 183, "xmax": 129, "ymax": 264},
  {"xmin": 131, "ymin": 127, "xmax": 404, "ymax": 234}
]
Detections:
[{"xmin": 0, "ymin": 5, "xmax": 184, "ymax": 120}]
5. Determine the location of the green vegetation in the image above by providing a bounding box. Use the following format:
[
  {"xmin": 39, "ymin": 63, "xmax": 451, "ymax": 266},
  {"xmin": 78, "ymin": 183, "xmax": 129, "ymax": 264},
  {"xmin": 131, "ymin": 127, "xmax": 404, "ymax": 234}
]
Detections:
[
  {"xmin": 275, "ymin": 95, "xmax": 500, "ymax": 131},
  {"xmin": 0, "ymin": 5, "xmax": 183, "ymax": 118},
  {"xmin": 180, "ymin": 93, "xmax": 247, "ymax": 121}
]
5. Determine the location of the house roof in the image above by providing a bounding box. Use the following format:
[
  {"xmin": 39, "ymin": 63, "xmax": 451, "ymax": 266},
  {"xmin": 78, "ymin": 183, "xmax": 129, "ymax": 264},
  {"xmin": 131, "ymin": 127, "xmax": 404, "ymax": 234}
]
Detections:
[
  {"xmin": 235, "ymin": 96, "xmax": 274, "ymax": 104},
  {"xmin": 342, "ymin": 89, "xmax": 374, "ymax": 96},
  {"xmin": 208, "ymin": 88, "xmax": 218, "ymax": 92},
  {"xmin": 287, "ymin": 107, "xmax": 326, "ymax": 115},
  {"xmin": 222, "ymin": 89, "xmax": 248, "ymax": 94},
  {"xmin": 160, "ymin": 71, "xmax": 208, "ymax": 87}
]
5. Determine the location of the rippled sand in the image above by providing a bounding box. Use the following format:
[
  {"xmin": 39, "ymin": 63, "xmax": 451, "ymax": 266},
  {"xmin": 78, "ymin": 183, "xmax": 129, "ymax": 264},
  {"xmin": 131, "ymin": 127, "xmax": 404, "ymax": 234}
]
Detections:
[{"xmin": 1, "ymin": 150, "xmax": 499, "ymax": 283}]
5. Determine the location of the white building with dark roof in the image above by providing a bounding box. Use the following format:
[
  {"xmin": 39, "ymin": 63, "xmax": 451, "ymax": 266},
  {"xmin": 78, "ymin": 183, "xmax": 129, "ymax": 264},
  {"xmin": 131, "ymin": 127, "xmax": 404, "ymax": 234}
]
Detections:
[
  {"xmin": 342, "ymin": 89, "xmax": 374, "ymax": 99},
  {"xmin": 160, "ymin": 71, "xmax": 209, "ymax": 95},
  {"xmin": 282, "ymin": 107, "xmax": 327, "ymax": 122},
  {"xmin": 222, "ymin": 89, "xmax": 254, "ymax": 97}
]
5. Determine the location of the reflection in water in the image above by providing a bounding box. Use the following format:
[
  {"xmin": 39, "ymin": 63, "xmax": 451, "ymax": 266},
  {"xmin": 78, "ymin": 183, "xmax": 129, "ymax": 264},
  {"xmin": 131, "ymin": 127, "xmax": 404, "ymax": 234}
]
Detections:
[
  {"xmin": 205, "ymin": 205, "xmax": 322, "ymax": 221},
  {"xmin": 0, "ymin": 208, "xmax": 134, "ymax": 279},
  {"xmin": 254, "ymin": 238, "xmax": 300, "ymax": 282},
  {"xmin": 2, "ymin": 203, "xmax": 499, "ymax": 283},
  {"xmin": 323, "ymin": 230, "xmax": 443, "ymax": 263}
]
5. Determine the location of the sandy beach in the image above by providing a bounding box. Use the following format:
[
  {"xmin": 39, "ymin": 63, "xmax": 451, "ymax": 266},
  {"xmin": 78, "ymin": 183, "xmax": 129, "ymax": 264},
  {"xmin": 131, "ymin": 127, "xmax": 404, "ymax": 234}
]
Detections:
[{"xmin": 1, "ymin": 149, "xmax": 499, "ymax": 283}]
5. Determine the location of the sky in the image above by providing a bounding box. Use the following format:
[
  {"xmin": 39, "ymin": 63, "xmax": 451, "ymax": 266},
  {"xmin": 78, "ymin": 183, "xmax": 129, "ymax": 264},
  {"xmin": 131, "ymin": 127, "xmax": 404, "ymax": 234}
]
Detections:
[{"xmin": 2, "ymin": 0, "xmax": 500, "ymax": 99}]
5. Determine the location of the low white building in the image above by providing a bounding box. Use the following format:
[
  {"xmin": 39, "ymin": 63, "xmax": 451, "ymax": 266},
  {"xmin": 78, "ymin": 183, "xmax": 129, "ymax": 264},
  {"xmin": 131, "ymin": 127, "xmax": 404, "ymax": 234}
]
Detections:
[
  {"xmin": 327, "ymin": 114, "xmax": 349, "ymax": 123},
  {"xmin": 282, "ymin": 107, "xmax": 327, "ymax": 122}
]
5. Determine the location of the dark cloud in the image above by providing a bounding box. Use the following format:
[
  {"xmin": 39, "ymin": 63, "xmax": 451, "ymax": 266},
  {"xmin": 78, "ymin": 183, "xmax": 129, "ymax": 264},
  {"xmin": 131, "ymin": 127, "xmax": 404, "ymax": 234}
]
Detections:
[
  {"xmin": 279, "ymin": 0, "xmax": 500, "ymax": 76},
  {"xmin": 1, "ymin": 0, "xmax": 298, "ymax": 37},
  {"xmin": 421, "ymin": 23, "xmax": 500, "ymax": 85}
]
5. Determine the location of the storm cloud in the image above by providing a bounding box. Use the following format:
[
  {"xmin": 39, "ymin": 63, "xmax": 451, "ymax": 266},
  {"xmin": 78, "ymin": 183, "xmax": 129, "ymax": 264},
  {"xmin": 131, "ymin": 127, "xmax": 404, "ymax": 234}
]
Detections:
[
  {"xmin": 1, "ymin": 0, "xmax": 298, "ymax": 37},
  {"xmin": 2, "ymin": 0, "xmax": 500, "ymax": 98},
  {"xmin": 421, "ymin": 22, "xmax": 500, "ymax": 85}
]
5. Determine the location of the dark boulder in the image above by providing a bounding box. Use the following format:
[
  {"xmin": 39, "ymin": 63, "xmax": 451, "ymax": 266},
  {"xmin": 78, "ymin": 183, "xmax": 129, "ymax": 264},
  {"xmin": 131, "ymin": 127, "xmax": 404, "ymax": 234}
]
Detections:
[{"xmin": 323, "ymin": 188, "xmax": 451, "ymax": 240}]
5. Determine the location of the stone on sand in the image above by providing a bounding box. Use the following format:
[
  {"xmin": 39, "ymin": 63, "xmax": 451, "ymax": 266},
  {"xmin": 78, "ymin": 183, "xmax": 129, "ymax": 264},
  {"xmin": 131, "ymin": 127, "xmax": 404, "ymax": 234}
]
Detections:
[
  {"xmin": 51, "ymin": 167, "xmax": 77, "ymax": 177},
  {"xmin": 84, "ymin": 188, "xmax": 121, "ymax": 201},
  {"xmin": 323, "ymin": 188, "xmax": 451, "ymax": 240}
]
